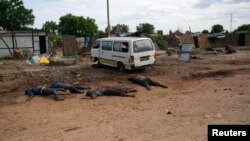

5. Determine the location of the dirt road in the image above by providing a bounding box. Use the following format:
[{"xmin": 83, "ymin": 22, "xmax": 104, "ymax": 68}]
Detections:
[{"xmin": 0, "ymin": 50, "xmax": 249, "ymax": 141}]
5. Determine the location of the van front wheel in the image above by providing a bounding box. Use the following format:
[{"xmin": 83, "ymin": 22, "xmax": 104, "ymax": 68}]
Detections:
[{"xmin": 117, "ymin": 62, "xmax": 125, "ymax": 72}]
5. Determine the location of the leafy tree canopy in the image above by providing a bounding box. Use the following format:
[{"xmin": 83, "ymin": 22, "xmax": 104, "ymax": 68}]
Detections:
[
  {"xmin": 202, "ymin": 30, "xmax": 209, "ymax": 34},
  {"xmin": 42, "ymin": 21, "xmax": 58, "ymax": 34},
  {"xmin": 136, "ymin": 23, "xmax": 155, "ymax": 35},
  {"xmin": 211, "ymin": 24, "xmax": 224, "ymax": 33},
  {"xmin": 234, "ymin": 24, "xmax": 250, "ymax": 32},
  {"xmin": 0, "ymin": 0, "xmax": 35, "ymax": 30},
  {"xmin": 58, "ymin": 14, "xmax": 98, "ymax": 37},
  {"xmin": 111, "ymin": 24, "xmax": 129, "ymax": 34}
]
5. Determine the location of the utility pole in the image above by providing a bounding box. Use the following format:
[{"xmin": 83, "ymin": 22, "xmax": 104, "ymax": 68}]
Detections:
[
  {"xmin": 230, "ymin": 13, "xmax": 233, "ymax": 45},
  {"xmin": 230, "ymin": 13, "xmax": 233, "ymax": 32},
  {"xmin": 107, "ymin": 0, "xmax": 110, "ymax": 37}
]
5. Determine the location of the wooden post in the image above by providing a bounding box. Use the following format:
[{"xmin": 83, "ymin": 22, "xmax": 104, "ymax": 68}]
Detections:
[
  {"xmin": 32, "ymin": 30, "xmax": 34, "ymax": 54},
  {"xmin": 11, "ymin": 31, "xmax": 15, "ymax": 59}
]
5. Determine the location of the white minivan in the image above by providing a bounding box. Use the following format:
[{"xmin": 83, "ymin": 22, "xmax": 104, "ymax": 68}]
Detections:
[{"xmin": 91, "ymin": 37, "xmax": 155, "ymax": 71}]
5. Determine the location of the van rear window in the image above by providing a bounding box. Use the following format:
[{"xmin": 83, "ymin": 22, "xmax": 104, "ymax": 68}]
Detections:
[{"xmin": 133, "ymin": 39, "xmax": 154, "ymax": 53}]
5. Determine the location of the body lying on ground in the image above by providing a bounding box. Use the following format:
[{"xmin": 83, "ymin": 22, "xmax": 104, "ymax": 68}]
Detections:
[
  {"xmin": 49, "ymin": 81, "xmax": 89, "ymax": 94},
  {"xmin": 25, "ymin": 86, "xmax": 65, "ymax": 101},
  {"xmin": 225, "ymin": 45, "xmax": 237, "ymax": 54},
  {"xmin": 86, "ymin": 87, "xmax": 137, "ymax": 99},
  {"xmin": 128, "ymin": 75, "xmax": 168, "ymax": 90}
]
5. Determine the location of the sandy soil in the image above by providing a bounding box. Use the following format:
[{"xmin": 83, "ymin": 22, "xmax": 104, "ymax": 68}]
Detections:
[{"xmin": 0, "ymin": 49, "xmax": 250, "ymax": 141}]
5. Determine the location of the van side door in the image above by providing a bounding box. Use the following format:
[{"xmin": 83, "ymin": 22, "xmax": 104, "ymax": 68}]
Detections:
[
  {"xmin": 100, "ymin": 41, "xmax": 114, "ymax": 66},
  {"xmin": 112, "ymin": 41, "xmax": 130, "ymax": 68}
]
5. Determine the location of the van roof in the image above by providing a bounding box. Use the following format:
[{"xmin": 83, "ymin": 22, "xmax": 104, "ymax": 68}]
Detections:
[{"xmin": 96, "ymin": 37, "xmax": 151, "ymax": 42}]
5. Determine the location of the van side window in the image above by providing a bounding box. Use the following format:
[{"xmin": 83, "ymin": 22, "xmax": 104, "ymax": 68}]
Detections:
[
  {"xmin": 102, "ymin": 41, "xmax": 113, "ymax": 51},
  {"xmin": 92, "ymin": 41, "xmax": 100, "ymax": 49},
  {"xmin": 113, "ymin": 42, "xmax": 129, "ymax": 53}
]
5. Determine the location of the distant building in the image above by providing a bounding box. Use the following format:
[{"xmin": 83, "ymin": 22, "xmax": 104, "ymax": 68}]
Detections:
[
  {"xmin": 175, "ymin": 31, "xmax": 250, "ymax": 48},
  {"xmin": 0, "ymin": 30, "xmax": 49, "ymax": 58}
]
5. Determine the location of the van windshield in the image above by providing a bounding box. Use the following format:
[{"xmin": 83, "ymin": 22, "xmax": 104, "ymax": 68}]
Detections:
[{"xmin": 133, "ymin": 39, "xmax": 154, "ymax": 53}]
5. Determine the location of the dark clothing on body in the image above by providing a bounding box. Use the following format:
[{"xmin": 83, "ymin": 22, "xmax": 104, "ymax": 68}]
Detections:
[
  {"xmin": 25, "ymin": 86, "xmax": 64, "ymax": 101},
  {"xmin": 86, "ymin": 87, "xmax": 136, "ymax": 99},
  {"xmin": 49, "ymin": 82, "xmax": 85, "ymax": 93},
  {"xmin": 128, "ymin": 75, "xmax": 167, "ymax": 90}
]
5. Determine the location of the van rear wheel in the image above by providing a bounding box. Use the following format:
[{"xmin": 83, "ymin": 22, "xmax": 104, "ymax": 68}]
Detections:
[{"xmin": 117, "ymin": 62, "xmax": 125, "ymax": 72}]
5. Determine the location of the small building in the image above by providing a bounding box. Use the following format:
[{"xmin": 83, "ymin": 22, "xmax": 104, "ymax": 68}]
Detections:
[
  {"xmin": 0, "ymin": 30, "xmax": 49, "ymax": 58},
  {"xmin": 193, "ymin": 32, "xmax": 250, "ymax": 48},
  {"xmin": 222, "ymin": 31, "xmax": 250, "ymax": 47},
  {"xmin": 179, "ymin": 33, "xmax": 225, "ymax": 48}
]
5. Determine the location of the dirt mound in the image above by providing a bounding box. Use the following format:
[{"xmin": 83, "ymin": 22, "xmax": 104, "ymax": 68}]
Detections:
[
  {"xmin": 49, "ymin": 58, "xmax": 79, "ymax": 66},
  {"xmin": 227, "ymin": 60, "xmax": 250, "ymax": 65},
  {"xmin": 188, "ymin": 70, "xmax": 234, "ymax": 80}
]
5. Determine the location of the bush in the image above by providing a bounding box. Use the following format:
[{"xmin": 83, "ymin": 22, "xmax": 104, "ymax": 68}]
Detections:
[
  {"xmin": 156, "ymin": 39, "xmax": 168, "ymax": 50},
  {"xmin": 0, "ymin": 56, "xmax": 12, "ymax": 60}
]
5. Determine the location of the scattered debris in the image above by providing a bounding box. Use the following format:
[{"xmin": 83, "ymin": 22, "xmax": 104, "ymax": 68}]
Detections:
[
  {"xmin": 238, "ymin": 92, "xmax": 244, "ymax": 95},
  {"xmin": 26, "ymin": 55, "xmax": 40, "ymax": 65},
  {"xmin": 49, "ymin": 58, "xmax": 78, "ymax": 66},
  {"xmin": 75, "ymin": 74, "xmax": 81, "ymax": 77},
  {"xmin": 190, "ymin": 70, "xmax": 233, "ymax": 79},
  {"xmin": 191, "ymin": 55, "xmax": 201, "ymax": 59},
  {"xmin": 225, "ymin": 45, "xmax": 237, "ymax": 54},
  {"xmin": 204, "ymin": 113, "xmax": 222, "ymax": 119},
  {"xmin": 14, "ymin": 49, "xmax": 31, "ymax": 59},
  {"xmin": 64, "ymin": 126, "xmax": 82, "ymax": 132},
  {"xmin": 204, "ymin": 114, "xmax": 211, "ymax": 119},
  {"xmin": 202, "ymin": 48, "xmax": 217, "ymax": 55},
  {"xmin": 38, "ymin": 56, "xmax": 50, "ymax": 64},
  {"xmin": 165, "ymin": 109, "xmax": 173, "ymax": 115},
  {"xmin": 215, "ymin": 113, "xmax": 222, "ymax": 118}
]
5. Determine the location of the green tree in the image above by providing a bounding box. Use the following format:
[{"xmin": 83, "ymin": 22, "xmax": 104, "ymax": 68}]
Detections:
[
  {"xmin": 96, "ymin": 30, "xmax": 107, "ymax": 38},
  {"xmin": 42, "ymin": 21, "xmax": 58, "ymax": 34},
  {"xmin": 84, "ymin": 17, "xmax": 98, "ymax": 35},
  {"xmin": 111, "ymin": 24, "xmax": 129, "ymax": 34},
  {"xmin": 136, "ymin": 23, "xmax": 155, "ymax": 34},
  {"xmin": 0, "ymin": 0, "xmax": 35, "ymax": 30},
  {"xmin": 234, "ymin": 24, "xmax": 250, "ymax": 32},
  {"xmin": 202, "ymin": 30, "xmax": 209, "ymax": 34},
  {"xmin": 211, "ymin": 24, "xmax": 224, "ymax": 33},
  {"xmin": 58, "ymin": 14, "xmax": 98, "ymax": 37},
  {"xmin": 42, "ymin": 21, "xmax": 59, "ymax": 42}
]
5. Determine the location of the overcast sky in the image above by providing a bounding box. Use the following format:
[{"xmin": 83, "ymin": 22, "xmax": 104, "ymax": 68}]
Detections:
[{"xmin": 23, "ymin": 0, "xmax": 250, "ymax": 34}]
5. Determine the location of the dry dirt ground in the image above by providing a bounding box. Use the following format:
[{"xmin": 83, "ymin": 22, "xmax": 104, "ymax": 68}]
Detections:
[{"xmin": 0, "ymin": 49, "xmax": 250, "ymax": 141}]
